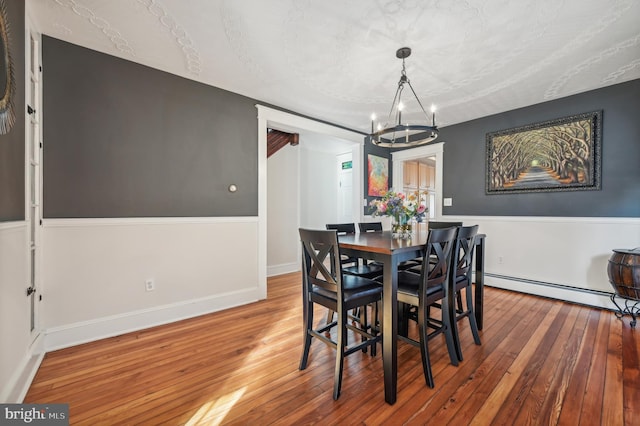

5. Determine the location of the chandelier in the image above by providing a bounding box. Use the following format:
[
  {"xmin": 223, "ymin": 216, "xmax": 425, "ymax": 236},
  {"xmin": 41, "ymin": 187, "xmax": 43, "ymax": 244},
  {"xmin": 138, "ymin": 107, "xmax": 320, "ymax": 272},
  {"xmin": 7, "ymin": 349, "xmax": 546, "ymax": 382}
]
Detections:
[{"xmin": 369, "ymin": 47, "xmax": 438, "ymax": 148}]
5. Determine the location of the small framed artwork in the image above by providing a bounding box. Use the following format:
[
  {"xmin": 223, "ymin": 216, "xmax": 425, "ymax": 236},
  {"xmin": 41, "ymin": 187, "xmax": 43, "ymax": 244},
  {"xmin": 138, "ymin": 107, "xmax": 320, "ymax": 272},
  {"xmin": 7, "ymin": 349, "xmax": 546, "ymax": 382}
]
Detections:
[
  {"xmin": 367, "ymin": 154, "xmax": 389, "ymax": 196},
  {"xmin": 486, "ymin": 110, "xmax": 602, "ymax": 194}
]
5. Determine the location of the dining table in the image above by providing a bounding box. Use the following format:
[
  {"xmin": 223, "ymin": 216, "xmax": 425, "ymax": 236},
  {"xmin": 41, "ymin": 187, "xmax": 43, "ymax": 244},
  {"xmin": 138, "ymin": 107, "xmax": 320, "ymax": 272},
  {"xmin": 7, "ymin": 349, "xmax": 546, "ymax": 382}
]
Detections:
[{"xmin": 338, "ymin": 229, "xmax": 486, "ymax": 404}]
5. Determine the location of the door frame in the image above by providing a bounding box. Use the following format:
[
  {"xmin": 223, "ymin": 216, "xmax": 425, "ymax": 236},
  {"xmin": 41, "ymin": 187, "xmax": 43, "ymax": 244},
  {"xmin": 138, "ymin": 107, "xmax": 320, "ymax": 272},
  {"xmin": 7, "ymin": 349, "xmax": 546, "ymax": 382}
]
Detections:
[
  {"xmin": 25, "ymin": 21, "xmax": 43, "ymax": 344},
  {"xmin": 391, "ymin": 142, "xmax": 445, "ymax": 219},
  {"xmin": 336, "ymin": 152, "xmax": 354, "ymax": 224},
  {"xmin": 257, "ymin": 105, "xmax": 364, "ymax": 296}
]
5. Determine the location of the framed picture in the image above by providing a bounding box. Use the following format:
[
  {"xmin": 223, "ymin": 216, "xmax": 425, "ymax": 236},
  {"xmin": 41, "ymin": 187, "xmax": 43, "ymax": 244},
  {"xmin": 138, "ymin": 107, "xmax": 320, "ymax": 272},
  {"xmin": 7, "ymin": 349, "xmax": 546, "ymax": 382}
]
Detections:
[
  {"xmin": 367, "ymin": 154, "xmax": 389, "ymax": 196},
  {"xmin": 486, "ymin": 110, "xmax": 602, "ymax": 194},
  {"xmin": 0, "ymin": 0, "xmax": 15, "ymax": 134}
]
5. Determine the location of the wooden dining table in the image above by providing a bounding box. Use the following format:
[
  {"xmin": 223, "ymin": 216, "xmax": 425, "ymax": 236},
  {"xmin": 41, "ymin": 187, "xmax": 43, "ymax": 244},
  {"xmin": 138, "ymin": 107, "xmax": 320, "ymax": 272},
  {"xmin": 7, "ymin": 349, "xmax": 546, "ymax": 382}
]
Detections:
[{"xmin": 338, "ymin": 229, "xmax": 486, "ymax": 404}]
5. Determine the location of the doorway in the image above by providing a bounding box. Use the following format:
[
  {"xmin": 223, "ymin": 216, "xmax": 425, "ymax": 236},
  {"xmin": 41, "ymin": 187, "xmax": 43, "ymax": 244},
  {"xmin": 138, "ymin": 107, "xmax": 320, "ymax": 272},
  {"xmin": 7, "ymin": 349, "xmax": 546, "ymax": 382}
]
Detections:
[
  {"xmin": 336, "ymin": 153, "xmax": 353, "ymax": 224},
  {"xmin": 257, "ymin": 106, "xmax": 364, "ymax": 293},
  {"xmin": 392, "ymin": 142, "xmax": 444, "ymax": 220}
]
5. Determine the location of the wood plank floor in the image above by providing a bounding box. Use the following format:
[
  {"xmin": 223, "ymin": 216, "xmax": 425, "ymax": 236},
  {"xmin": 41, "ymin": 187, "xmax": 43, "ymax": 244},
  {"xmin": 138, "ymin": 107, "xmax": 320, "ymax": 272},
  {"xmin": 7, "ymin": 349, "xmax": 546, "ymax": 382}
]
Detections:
[{"xmin": 25, "ymin": 272, "xmax": 640, "ymax": 425}]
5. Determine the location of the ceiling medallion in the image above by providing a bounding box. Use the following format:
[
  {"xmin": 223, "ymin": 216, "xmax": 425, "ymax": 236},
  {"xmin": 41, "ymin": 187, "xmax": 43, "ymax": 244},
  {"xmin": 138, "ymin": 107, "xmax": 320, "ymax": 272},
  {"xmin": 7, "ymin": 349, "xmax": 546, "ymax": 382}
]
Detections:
[{"xmin": 369, "ymin": 47, "xmax": 438, "ymax": 148}]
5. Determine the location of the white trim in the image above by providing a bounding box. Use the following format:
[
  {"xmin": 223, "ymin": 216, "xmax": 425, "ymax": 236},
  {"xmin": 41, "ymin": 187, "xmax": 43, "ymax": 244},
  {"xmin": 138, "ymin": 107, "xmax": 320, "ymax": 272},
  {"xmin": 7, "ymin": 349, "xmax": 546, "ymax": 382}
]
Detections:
[
  {"xmin": 43, "ymin": 216, "xmax": 258, "ymax": 227},
  {"xmin": 44, "ymin": 286, "xmax": 262, "ymax": 352},
  {"xmin": 0, "ymin": 221, "xmax": 27, "ymax": 230},
  {"xmin": 487, "ymin": 275, "xmax": 616, "ymax": 310},
  {"xmin": 0, "ymin": 334, "xmax": 44, "ymax": 403},
  {"xmin": 256, "ymin": 106, "xmax": 366, "ymax": 144},
  {"xmin": 267, "ymin": 262, "xmax": 299, "ymax": 277},
  {"xmin": 392, "ymin": 142, "xmax": 445, "ymax": 218}
]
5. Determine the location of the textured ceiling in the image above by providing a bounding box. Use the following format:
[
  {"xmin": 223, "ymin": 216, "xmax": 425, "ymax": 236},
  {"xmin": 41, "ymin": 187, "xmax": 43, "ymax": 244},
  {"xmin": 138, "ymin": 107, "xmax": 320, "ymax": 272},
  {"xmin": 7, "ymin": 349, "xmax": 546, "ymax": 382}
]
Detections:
[{"xmin": 29, "ymin": 0, "xmax": 640, "ymax": 136}]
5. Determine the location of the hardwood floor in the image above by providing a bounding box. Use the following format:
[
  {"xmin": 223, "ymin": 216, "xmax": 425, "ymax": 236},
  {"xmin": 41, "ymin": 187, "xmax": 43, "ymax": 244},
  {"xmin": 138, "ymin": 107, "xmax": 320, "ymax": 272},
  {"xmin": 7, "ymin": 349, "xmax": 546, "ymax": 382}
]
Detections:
[{"xmin": 25, "ymin": 272, "xmax": 639, "ymax": 425}]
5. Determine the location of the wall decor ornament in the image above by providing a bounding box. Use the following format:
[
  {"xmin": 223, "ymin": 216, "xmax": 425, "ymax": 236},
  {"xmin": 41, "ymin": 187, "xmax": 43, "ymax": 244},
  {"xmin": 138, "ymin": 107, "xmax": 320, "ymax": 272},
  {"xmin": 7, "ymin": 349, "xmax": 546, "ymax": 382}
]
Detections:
[
  {"xmin": 0, "ymin": 0, "xmax": 15, "ymax": 135},
  {"xmin": 367, "ymin": 154, "xmax": 389, "ymax": 196},
  {"xmin": 486, "ymin": 111, "xmax": 602, "ymax": 194}
]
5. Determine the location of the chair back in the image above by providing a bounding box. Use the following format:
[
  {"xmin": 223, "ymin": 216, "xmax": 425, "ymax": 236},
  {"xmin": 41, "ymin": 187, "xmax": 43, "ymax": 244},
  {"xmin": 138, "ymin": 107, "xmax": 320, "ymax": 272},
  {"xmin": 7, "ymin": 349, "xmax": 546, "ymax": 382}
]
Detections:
[
  {"xmin": 428, "ymin": 221, "xmax": 463, "ymax": 229},
  {"xmin": 326, "ymin": 223, "xmax": 356, "ymax": 234},
  {"xmin": 420, "ymin": 227, "xmax": 457, "ymax": 290},
  {"xmin": 359, "ymin": 222, "xmax": 383, "ymax": 232},
  {"xmin": 452, "ymin": 225, "xmax": 479, "ymax": 282},
  {"xmin": 299, "ymin": 228, "xmax": 343, "ymax": 297}
]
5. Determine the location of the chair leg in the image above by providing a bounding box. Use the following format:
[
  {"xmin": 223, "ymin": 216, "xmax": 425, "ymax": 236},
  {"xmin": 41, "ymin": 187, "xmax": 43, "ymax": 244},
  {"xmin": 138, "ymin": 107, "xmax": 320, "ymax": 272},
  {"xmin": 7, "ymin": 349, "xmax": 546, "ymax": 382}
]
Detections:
[
  {"xmin": 360, "ymin": 305, "xmax": 368, "ymax": 353},
  {"xmin": 417, "ymin": 301, "xmax": 434, "ymax": 388},
  {"xmin": 466, "ymin": 285, "xmax": 482, "ymax": 345},
  {"xmin": 370, "ymin": 301, "xmax": 379, "ymax": 356},
  {"xmin": 450, "ymin": 288, "xmax": 464, "ymax": 362},
  {"xmin": 299, "ymin": 299, "xmax": 314, "ymax": 370},
  {"xmin": 398, "ymin": 302, "xmax": 409, "ymax": 337},
  {"xmin": 333, "ymin": 310, "xmax": 346, "ymax": 400},
  {"xmin": 326, "ymin": 309, "xmax": 335, "ymax": 325},
  {"xmin": 442, "ymin": 292, "xmax": 459, "ymax": 367}
]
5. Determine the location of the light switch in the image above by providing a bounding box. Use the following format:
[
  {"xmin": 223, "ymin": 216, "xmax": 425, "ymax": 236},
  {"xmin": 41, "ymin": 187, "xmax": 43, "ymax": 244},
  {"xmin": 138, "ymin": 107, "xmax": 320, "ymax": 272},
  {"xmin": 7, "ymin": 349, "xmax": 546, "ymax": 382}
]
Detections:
[{"xmin": 444, "ymin": 198, "xmax": 452, "ymax": 206}]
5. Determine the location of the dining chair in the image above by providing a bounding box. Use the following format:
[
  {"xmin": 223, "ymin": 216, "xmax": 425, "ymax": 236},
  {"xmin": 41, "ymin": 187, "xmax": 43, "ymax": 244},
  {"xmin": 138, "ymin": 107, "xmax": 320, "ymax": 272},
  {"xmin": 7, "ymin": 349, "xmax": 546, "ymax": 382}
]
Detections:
[
  {"xmin": 403, "ymin": 221, "xmax": 463, "ymax": 275},
  {"xmin": 427, "ymin": 221, "xmax": 463, "ymax": 229},
  {"xmin": 325, "ymin": 223, "xmax": 359, "ymax": 268},
  {"xmin": 358, "ymin": 222, "xmax": 383, "ymax": 232},
  {"xmin": 325, "ymin": 223, "xmax": 381, "ymax": 324},
  {"xmin": 328, "ymin": 223, "xmax": 383, "ymax": 279},
  {"xmin": 449, "ymin": 225, "xmax": 481, "ymax": 362},
  {"xmin": 298, "ymin": 228, "xmax": 382, "ymax": 400},
  {"xmin": 391, "ymin": 226, "xmax": 459, "ymax": 388},
  {"xmin": 359, "ymin": 221, "xmax": 420, "ymax": 271}
]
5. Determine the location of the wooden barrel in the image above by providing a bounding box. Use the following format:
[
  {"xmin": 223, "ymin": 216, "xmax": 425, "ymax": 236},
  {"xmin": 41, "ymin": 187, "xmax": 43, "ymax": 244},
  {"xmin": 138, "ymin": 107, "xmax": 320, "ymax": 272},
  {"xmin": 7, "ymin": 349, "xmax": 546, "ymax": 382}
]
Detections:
[{"xmin": 608, "ymin": 248, "xmax": 640, "ymax": 300}]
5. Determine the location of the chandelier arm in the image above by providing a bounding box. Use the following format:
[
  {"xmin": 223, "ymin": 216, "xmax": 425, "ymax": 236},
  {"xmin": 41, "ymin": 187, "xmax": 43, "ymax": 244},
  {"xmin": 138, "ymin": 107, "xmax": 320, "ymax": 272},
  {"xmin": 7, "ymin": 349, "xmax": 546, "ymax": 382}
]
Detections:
[
  {"xmin": 405, "ymin": 80, "xmax": 431, "ymax": 120},
  {"xmin": 386, "ymin": 83, "xmax": 403, "ymax": 126}
]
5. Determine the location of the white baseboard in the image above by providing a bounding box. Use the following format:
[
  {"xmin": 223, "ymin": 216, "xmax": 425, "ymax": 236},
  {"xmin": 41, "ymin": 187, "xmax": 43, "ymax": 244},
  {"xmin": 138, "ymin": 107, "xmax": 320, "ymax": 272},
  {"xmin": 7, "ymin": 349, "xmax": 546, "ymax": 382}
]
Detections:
[
  {"xmin": 44, "ymin": 287, "xmax": 262, "ymax": 352},
  {"xmin": 267, "ymin": 262, "xmax": 299, "ymax": 277},
  {"xmin": 486, "ymin": 274, "xmax": 616, "ymax": 310},
  {"xmin": 1, "ymin": 334, "xmax": 45, "ymax": 403}
]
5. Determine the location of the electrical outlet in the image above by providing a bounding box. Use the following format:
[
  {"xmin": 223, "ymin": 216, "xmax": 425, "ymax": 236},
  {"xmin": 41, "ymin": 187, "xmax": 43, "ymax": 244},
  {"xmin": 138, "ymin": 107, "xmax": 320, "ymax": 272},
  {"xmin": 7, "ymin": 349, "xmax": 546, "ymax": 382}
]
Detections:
[
  {"xmin": 498, "ymin": 256, "xmax": 504, "ymax": 264},
  {"xmin": 444, "ymin": 198, "xmax": 453, "ymax": 206},
  {"xmin": 145, "ymin": 279, "xmax": 155, "ymax": 292}
]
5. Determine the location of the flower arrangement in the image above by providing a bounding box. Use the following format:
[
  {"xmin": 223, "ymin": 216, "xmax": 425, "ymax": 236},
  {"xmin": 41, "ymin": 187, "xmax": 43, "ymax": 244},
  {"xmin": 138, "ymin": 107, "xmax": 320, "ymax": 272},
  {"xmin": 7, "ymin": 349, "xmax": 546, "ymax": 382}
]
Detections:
[{"xmin": 369, "ymin": 190, "xmax": 428, "ymax": 237}]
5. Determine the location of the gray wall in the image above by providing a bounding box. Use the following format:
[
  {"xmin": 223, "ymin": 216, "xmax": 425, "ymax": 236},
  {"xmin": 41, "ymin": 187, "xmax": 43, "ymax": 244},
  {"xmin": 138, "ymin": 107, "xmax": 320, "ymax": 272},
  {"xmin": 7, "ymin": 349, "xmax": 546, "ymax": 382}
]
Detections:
[
  {"xmin": 42, "ymin": 36, "xmax": 258, "ymax": 218},
  {"xmin": 367, "ymin": 79, "xmax": 640, "ymax": 218},
  {"xmin": 0, "ymin": 0, "xmax": 24, "ymax": 222}
]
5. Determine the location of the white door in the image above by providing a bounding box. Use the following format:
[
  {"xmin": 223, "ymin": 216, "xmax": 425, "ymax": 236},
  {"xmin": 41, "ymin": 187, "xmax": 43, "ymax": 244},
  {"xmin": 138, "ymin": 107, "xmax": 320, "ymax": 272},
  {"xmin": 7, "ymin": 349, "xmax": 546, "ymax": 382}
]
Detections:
[
  {"xmin": 26, "ymin": 31, "xmax": 42, "ymax": 339},
  {"xmin": 337, "ymin": 153, "xmax": 353, "ymax": 223}
]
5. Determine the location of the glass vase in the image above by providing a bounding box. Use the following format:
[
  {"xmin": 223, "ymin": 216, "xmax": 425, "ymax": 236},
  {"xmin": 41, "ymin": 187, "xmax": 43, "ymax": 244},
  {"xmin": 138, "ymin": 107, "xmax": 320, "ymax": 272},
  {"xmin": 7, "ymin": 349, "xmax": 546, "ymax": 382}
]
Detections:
[{"xmin": 391, "ymin": 213, "xmax": 412, "ymax": 239}]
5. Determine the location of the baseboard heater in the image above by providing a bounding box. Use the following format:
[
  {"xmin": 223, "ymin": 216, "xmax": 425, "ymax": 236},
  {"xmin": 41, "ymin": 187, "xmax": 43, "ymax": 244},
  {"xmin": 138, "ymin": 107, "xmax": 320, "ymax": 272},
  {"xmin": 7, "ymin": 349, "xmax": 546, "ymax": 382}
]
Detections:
[{"xmin": 484, "ymin": 272, "xmax": 614, "ymax": 297}]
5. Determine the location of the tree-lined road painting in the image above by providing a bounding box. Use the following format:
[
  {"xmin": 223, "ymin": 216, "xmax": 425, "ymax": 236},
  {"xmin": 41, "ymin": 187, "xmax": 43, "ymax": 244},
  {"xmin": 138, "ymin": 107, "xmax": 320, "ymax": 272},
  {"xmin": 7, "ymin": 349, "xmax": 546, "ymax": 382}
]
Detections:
[{"xmin": 487, "ymin": 112, "xmax": 599, "ymax": 193}]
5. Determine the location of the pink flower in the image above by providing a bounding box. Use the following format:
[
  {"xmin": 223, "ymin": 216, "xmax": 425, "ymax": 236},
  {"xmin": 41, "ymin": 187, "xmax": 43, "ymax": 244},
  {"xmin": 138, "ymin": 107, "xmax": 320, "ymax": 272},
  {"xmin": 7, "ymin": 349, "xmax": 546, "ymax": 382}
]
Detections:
[{"xmin": 417, "ymin": 204, "xmax": 426, "ymax": 214}]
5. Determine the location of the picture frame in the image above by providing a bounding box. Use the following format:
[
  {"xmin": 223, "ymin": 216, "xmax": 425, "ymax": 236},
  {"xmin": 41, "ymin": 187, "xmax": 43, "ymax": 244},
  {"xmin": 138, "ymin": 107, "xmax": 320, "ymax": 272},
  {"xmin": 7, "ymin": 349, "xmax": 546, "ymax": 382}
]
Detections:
[
  {"xmin": 486, "ymin": 110, "xmax": 602, "ymax": 194},
  {"xmin": 367, "ymin": 154, "xmax": 389, "ymax": 196},
  {"xmin": 0, "ymin": 0, "xmax": 15, "ymax": 135}
]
